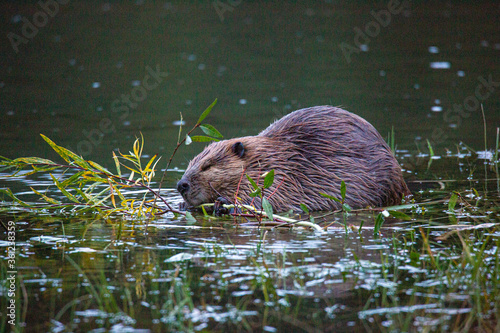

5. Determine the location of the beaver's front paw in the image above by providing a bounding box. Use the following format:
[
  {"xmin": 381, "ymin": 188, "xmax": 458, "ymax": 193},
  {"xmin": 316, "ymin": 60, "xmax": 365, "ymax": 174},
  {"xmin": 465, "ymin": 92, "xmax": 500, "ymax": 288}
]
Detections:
[
  {"xmin": 179, "ymin": 201, "xmax": 188, "ymax": 211},
  {"xmin": 214, "ymin": 197, "xmax": 231, "ymax": 216}
]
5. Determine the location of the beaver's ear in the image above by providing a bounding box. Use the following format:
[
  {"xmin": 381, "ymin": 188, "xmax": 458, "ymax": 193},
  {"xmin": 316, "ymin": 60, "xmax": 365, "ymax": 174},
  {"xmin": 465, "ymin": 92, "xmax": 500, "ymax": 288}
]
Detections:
[{"xmin": 232, "ymin": 142, "xmax": 245, "ymax": 158}]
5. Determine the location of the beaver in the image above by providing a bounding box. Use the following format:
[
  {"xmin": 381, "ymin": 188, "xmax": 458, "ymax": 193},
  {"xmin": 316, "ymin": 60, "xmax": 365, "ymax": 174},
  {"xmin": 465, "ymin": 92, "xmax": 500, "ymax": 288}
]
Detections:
[{"xmin": 177, "ymin": 106, "xmax": 410, "ymax": 212}]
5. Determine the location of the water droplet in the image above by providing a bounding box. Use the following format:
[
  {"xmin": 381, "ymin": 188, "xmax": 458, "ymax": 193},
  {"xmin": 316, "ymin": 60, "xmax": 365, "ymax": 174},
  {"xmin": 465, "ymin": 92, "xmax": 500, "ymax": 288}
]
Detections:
[
  {"xmin": 429, "ymin": 62, "xmax": 451, "ymax": 69},
  {"xmin": 271, "ymin": 97, "xmax": 278, "ymax": 103},
  {"xmin": 123, "ymin": 121, "xmax": 131, "ymax": 126},
  {"xmin": 68, "ymin": 59, "xmax": 76, "ymax": 66},
  {"xmin": 431, "ymin": 106, "xmax": 442, "ymax": 112},
  {"xmin": 379, "ymin": 70, "xmax": 386, "ymax": 77},
  {"xmin": 239, "ymin": 99, "xmax": 247, "ymax": 105},
  {"xmin": 92, "ymin": 82, "xmax": 101, "ymax": 88},
  {"xmin": 172, "ymin": 120, "xmax": 186, "ymax": 126},
  {"xmin": 359, "ymin": 44, "xmax": 369, "ymax": 52},
  {"xmin": 457, "ymin": 70, "xmax": 465, "ymax": 77},
  {"xmin": 185, "ymin": 100, "xmax": 192, "ymax": 105},
  {"xmin": 428, "ymin": 46, "xmax": 439, "ymax": 54},
  {"xmin": 187, "ymin": 54, "xmax": 196, "ymax": 61},
  {"xmin": 11, "ymin": 15, "xmax": 22, "ymax": 24},
  {"xmin": 131, "ymin": 80, "xmax": 141, "ymax": 86},
  {"xmin": 197, "ymin": 64, "xmax": 206, "ymax": 70},
  {"xmin": 96, "ymin": 106, "xmax": 103, "ymax": 112},
  {"xmin": 480, "ymin": 40, "xmax": 489, "ymax": 47},
  {"xmin": 434, "ymin": 99, "xmax": 441, "ymax": 104},
  {"xmin": 7, "ymin": 110, "xmax": 14, "ymax": 116},
  {"xmin": 413, "ymin": 83, "xmax": 420, "ymax": 90}
]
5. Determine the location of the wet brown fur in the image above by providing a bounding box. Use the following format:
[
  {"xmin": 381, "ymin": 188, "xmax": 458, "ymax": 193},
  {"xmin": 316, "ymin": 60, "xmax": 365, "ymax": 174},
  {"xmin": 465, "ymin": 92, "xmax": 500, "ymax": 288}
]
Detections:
[{"xmin": 178, "ymin": 106, "xmax": 410, "ymax": 212}]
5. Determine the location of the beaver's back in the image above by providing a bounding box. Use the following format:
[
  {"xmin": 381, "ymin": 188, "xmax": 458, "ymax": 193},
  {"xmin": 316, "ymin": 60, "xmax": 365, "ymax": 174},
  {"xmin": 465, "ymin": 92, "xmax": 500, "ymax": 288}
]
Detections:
[{"xmin": 258, "ymin": 106, "xmax": 409, "ymax": 208}]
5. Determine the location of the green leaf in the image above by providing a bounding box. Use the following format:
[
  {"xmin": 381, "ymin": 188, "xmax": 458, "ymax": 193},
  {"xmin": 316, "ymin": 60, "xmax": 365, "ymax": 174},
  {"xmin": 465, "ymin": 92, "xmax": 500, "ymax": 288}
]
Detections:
[
  {"xmin": 88, "ymin": 161, "xmax": 111, "ymax": 175},
  {"xmin": 359, "ymin": 220, "xmax": 364, "ymax": 233},
  {"xmin": 31, "ymin": 187, "xmax": 62, "ymax": 205},
  {"xmin": 263, "ymin": 169, "xmax": 275, "ymax": 189},
  {"xmin": 196, "ymin": 99, "xmax": 218, "ymax": 125},
  {"xmin": 113, "ymin": 152, "xmax": 121, "ymax": 177},
  {"xmin": 340, "ymin": 180, "xmax": 346, "ymax": 202},
  {"xmin": 387, "ymin": 210, "xmax": 411, "ymax": 221},
  {"xmin": 185, "ymin": 211, "xmax": 197, "ymax": 224},
  {"xmin": 300, "ymin": 203, "xmax": 309, "ymax": 214},
  {"xmin": 50, "ymin": 174, "xmax": 80, "ymax": 203},
  {"xmin": 384, "ymin": 203, "xmax": 416, "ymax": 211},
  {"xmin": 246, "ymin": 174, "xmax": 259, "ymax": 189},
  {"xmin": 199, "ymin": 124, "xmax": 223, "ymax": 139},
  {"xmin": 262, "ymin": 197, "xmax": 274, "ymax": 221},
  {"xmin": 319, "ymin": 192, "xmax": 342, "ymax": 203},
  {"xmin": 448, "ymin": 193, "xmax": 458, "ymax": 212},
  {"xmin": 190, "ymin": 136, "xmax": 219, "ymax": 143},
  {"xmin": 342, "ymin": 203, "xmax": 352, "ymax": 212},
  {"xmin": 185, "ymin": 134, "xmax": 192, "ymax": 145},
  {"xmin": 0, "ymin": 189, "xmax": 30, "ymax": 207},
  {"xmin": 249, "ymin": 188, "xmax": 261, "ymax": 198},
  {"xmin": 12, "ymin": 157, "xmax": 58, "ymax": 165},
  {"xmin": 427, "ymin": 139, "xmax": 434, "ymax": 157},
  {"xmin": 374, "ymin": 213, "xmax": 385, "ymax": 234},
  {"xmin": 41, "ymin": 134, "xmax": 93, "ymax": 169}
]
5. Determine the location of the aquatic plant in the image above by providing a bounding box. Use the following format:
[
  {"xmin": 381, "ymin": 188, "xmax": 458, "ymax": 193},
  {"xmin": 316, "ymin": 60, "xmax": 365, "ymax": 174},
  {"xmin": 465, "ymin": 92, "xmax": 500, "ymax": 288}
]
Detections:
[{"xmin": 0, "ymin": 100, "xmax": 221, "ymax": 219}]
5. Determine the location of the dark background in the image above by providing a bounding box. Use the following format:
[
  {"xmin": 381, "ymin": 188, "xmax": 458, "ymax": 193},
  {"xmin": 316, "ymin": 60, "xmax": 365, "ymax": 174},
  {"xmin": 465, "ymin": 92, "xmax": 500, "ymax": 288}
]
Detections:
[{"xmin": 1, "ymin": 1, "xmax": 499, "ymax": 176}]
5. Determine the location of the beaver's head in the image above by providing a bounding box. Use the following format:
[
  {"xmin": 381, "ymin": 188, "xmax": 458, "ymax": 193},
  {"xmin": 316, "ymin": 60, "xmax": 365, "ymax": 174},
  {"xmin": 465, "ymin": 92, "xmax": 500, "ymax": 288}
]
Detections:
[{"xmin": 177, "ymin": 137, "xmax": 257, "ymax": 208}]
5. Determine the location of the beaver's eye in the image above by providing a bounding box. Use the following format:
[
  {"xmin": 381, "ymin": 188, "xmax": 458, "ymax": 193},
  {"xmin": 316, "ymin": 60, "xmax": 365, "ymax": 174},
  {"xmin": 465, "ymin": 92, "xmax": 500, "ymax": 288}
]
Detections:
[{"xmin": 201, "ymin": 163, "xmax": 212, "ymax": 171}]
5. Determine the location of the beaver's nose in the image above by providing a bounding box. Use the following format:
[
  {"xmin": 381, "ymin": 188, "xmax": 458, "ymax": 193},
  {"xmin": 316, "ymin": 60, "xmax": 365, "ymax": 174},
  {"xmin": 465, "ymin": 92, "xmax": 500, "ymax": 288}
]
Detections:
[{"xmin": 177, "ymin": 179, "xmax": 190, "ymax": 195}]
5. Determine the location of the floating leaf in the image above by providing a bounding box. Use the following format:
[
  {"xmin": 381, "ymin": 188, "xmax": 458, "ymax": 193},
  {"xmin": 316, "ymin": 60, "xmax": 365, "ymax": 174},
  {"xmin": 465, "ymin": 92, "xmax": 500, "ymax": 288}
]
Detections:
[
  {"xmin": 200, "ymin": 124, "xmax": 223, "ymax": 139},
  {"xmin": 263, "ymin": 169, "xmax": 275, "ymax": 189},
  {"xmin": 262, "ymin": 197, "xmax": 274, "ymax": 221},
  {"xmin": 196, "ymin": 99, "xmax": 218, "ymax": 125}
]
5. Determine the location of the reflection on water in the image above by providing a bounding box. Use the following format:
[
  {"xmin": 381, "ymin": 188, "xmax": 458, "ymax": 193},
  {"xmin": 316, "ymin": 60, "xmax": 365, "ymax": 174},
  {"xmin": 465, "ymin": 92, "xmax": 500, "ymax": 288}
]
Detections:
[{"xmin": 1, "ymin": 0, "xmax": 500, "ymax": 332}]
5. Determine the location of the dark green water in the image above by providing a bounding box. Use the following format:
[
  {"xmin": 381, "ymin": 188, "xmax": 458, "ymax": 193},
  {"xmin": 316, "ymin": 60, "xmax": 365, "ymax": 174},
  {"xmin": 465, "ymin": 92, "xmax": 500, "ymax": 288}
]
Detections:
[{"xmin": 1, "ymin": 1, "xmax": 500, "ymax": 332}]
